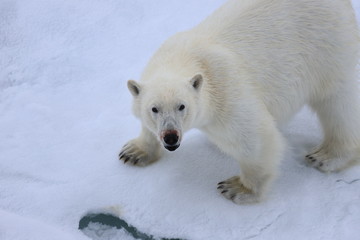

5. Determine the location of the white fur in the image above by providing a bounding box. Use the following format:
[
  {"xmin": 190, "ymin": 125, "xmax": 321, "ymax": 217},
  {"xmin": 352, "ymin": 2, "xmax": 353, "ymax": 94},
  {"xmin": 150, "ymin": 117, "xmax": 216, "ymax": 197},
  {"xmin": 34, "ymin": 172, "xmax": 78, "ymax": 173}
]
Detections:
[{"xmin": 120, "ymin": 0, "xmax": 360, "ymax": 204}]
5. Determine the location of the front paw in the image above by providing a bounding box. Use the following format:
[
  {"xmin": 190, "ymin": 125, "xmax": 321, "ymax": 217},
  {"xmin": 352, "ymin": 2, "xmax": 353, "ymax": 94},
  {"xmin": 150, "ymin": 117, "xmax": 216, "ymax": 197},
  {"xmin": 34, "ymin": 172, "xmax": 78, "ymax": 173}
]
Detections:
[
  {"xmin": 217, "ymin": 176, "xmax": 260, "ymax": 204},
  {"xmin": 119, "ymin": 140, "xmax": 158, "ymax": 167}
]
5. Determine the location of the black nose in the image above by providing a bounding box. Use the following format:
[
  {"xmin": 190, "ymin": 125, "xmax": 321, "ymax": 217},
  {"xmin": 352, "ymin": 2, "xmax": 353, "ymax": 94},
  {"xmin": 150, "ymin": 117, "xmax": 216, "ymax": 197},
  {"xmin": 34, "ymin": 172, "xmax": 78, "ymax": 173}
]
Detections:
[{"xmin": 163, "ymin": 133, "xmax": 179, "ymax": 146}]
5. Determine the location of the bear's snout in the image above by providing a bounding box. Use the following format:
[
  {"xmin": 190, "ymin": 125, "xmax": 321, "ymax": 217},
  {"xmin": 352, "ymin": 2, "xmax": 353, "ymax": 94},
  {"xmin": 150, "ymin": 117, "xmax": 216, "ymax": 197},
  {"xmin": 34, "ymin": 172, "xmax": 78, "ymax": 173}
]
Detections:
[
  {"xmin": 162, "ymin": 130, "xmax": 180, "ymax": 151},
  {"xmin": 164, "ymin": 133, "xmax": 178, "ymax": 145}
]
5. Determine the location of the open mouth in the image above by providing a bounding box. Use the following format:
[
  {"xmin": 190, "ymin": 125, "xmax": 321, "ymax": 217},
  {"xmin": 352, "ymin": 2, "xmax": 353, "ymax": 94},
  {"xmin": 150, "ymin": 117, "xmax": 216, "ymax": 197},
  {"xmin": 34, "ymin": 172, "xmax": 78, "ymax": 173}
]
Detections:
[{"xmin": 164, "ymin": 144, "xmax": 180, "ymax": 151}]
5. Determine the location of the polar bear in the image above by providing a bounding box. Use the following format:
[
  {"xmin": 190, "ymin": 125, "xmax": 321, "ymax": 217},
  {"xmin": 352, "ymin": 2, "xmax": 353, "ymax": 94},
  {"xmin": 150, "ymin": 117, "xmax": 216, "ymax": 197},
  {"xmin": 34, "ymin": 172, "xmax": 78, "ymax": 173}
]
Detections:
[{"xmin": 119, "ymin": 0, "xmax": 360, "ymax": 204}]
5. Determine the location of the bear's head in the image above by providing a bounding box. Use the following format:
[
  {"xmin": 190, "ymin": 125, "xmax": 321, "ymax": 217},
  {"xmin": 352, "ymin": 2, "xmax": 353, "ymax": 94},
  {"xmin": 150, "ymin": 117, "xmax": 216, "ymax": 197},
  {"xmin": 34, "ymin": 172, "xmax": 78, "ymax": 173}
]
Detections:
[{"xmin": 127, "ymin": 74, "xmax": 203, "ymax": 151}]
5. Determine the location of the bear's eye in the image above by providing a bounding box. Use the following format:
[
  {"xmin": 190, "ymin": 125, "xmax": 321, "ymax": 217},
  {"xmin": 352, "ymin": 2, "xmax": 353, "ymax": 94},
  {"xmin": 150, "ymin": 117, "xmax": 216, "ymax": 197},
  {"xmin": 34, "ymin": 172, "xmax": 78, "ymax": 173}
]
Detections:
[
  {"xmin": 151, "ymin": 107, "xmax": 158, "ymax": 113},
  {"xmin": 178, "ymin": 104, "xmax": 185, "ymax": 111}
]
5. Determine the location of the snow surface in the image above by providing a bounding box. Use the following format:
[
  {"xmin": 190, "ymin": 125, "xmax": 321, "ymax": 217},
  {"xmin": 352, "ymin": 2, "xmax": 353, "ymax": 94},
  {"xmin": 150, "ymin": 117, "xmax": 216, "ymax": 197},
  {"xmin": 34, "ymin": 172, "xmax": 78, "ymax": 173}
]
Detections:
[{"xmin": 1, "ymin": 0, "xmax": 360, "ymax": 239}]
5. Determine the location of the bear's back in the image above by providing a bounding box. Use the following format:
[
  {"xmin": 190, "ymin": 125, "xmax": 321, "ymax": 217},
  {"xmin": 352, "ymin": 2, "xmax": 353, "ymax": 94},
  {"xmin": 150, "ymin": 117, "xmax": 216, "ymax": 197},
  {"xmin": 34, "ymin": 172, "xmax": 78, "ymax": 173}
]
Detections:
[{"xmin": 192, "ymin": 0, "xmax": 359, "ymax": 123}]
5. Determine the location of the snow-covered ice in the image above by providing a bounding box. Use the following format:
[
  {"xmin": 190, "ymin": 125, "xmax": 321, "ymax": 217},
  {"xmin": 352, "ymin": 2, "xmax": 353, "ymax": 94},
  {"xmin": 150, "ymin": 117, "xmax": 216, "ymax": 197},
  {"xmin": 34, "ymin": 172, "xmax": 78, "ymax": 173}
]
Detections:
[{"xmin": 1, "ymin": 0, "xmax": 360, "ymax": 239}]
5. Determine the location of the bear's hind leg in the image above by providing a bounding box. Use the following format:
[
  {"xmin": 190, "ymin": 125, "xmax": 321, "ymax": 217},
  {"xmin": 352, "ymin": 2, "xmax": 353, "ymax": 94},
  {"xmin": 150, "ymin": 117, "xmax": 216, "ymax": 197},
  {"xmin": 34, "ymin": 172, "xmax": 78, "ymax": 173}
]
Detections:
[{"xmin": 308, "ymin": 87, "xmax": 360, "ymax": 172}]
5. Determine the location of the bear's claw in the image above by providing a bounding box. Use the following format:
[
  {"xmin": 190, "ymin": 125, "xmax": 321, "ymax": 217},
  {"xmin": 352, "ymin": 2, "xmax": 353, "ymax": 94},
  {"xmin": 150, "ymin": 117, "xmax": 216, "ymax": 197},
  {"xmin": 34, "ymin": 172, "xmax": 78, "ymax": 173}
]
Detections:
[
  {"xmin": 119, "ymin": 141, "xmax": 157, "ymax": 167},
  {"xmin": 217, "ymin": 176, "xmax": 260, "ymax": 204},
  {"xmin": 306, "ymin": 152, "xmax": 333, "ymax": 172},
  {"xmin": 305, "ymin": 146, "xmax": 352, "ymax": 172}
]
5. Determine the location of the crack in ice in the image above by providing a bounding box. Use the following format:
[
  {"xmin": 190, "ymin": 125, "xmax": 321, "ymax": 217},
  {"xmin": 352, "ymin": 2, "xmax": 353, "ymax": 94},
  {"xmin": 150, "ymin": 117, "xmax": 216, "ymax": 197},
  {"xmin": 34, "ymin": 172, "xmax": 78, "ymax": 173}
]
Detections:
[
  {"xmin": 335, "ymin": 179, "xmax": 360, "ymax": 185},
  {"xmin": 243, "ymin": 213, "xmax": 285, "ymax": 240}
]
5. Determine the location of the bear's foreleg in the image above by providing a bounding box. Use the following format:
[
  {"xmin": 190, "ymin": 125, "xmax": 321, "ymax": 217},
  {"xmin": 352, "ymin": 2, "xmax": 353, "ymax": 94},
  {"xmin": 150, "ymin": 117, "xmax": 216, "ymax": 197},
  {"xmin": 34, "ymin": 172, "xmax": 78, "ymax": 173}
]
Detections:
[
  {"xmin": 119, "ymin": 126, "xmax": 162, "ymax": 166},
  {"xmin": 213, "ymin": 114, "xmax": 285, "ymax": 204}
]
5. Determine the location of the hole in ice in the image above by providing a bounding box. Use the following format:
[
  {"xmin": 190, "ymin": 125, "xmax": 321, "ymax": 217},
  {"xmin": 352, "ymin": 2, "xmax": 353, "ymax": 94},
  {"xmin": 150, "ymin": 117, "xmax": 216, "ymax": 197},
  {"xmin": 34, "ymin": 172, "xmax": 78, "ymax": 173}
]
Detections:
[{"xmin": 79, "ymin": 213, "xmax": 186, "ymax": 240}]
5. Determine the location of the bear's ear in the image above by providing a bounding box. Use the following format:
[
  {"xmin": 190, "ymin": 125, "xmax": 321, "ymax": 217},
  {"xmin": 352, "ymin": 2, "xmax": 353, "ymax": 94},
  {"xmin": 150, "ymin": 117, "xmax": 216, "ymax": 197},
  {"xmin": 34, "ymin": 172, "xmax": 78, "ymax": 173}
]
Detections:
[
  {"xmin": 127, "ymin": 80, "xmax": 141, "ymax": 97},
  {"xmin": 190, "ymin": 74, "xmax": 203, "ymax": 91}
]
